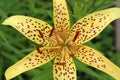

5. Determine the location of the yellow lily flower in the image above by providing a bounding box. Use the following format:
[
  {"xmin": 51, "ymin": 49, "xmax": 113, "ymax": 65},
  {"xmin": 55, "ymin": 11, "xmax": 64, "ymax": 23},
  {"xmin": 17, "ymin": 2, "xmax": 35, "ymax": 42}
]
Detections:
[{"xmin": 2, "ymin": 0, "xmax": 120, "ymax": 80}]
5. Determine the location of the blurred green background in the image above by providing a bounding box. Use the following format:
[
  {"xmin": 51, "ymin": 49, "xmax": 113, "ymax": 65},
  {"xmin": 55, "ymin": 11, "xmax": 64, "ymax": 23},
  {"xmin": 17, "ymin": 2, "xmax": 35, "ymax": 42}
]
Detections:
[{"xmin": 0, "ymin": 0, "xmax": 120, "ymax": 80}]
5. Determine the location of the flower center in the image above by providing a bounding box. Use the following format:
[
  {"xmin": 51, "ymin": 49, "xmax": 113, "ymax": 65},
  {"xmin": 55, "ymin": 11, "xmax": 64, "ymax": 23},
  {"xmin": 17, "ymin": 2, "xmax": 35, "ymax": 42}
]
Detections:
[
  {"xmin": 46, "ymin": 28, "xmax": 79, "ymax": 65},
  {"xmin": 48, "ymin": 27, "xmax": 79, "ymax": 58}
]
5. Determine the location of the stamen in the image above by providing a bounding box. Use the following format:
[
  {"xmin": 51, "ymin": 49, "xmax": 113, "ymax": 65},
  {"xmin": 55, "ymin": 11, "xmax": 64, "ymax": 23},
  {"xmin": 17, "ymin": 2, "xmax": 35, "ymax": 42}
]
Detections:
[
  {"xmin": 69, "ymin": 53, "xmax": 74, "ymax": 57},
  {"xmin": 55, "ymin": 62, "xmax": 66, "ymax": 65},
  {"xmin": 49, "ymin": 27, "xmax": 54, "ymax": 37},
  {"xmin": 73, "ymin": 31, "xmax": 80, "ymax": 42},
  {"xmin": 54, "ymin": 30, "xmax": 63, "ymax": 46},
  {"xmin": 37, "ymin": 30, "xmax": 43, "ymax": 38},
  {"xmin": 36, "ymin": 45, "xmax": 42, "ymax": 54}
]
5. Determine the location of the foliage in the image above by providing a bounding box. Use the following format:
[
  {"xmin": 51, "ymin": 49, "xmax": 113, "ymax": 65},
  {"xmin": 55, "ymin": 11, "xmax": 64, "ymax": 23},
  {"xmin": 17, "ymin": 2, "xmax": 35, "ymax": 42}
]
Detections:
[{"xmin": 0, "ymin": 0, "xmax": 120, "ymax": 80}]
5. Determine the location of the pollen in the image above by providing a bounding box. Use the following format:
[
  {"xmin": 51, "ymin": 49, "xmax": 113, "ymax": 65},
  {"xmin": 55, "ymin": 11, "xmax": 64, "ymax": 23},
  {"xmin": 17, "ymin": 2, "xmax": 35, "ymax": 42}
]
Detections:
[
  {"xmin": 69, "ymin": 53, "xmax": 75, "ymax": 57},
  {"xmin": 55, "ymin": 62, "xmax": 66, "ymax": 65},
  {"xmin": 73, "ymin": 31, "xmax": 80, "ymax": 42},
  {"xmin": 49, "ymin": 27, "xmax": 55, "ymax": 37},
  {"xmin": 35, "ymin": 45, "xmax": 42, "ymax": 54},
  {"xmin": 37, "ymin": 30, "xmax": 43, "ymax": 38}
]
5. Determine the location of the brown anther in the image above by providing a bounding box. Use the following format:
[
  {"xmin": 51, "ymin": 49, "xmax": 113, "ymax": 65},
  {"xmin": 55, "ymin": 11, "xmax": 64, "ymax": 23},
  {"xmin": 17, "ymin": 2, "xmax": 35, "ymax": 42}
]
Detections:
[
  {"xmin": 55, "ymin": 62, "xmax": 66, "ymax": 65},
  {"xmin": 36, "ymin": 45, "xmax": 42, "ymax": 54},
  {"xmin": 69, "ymin": 53, "xmax": 74, "ymax": 57},
  {"xmin": 49, "ymin": 27, "xmax": 54, "ymax": 37},
  {"xmin": 37, "ymin": 30, "xmax": 43, "ymax": 38},
  {"xmin": 73, "ymin": 31, "xmax": 80, "ymax": 42}
]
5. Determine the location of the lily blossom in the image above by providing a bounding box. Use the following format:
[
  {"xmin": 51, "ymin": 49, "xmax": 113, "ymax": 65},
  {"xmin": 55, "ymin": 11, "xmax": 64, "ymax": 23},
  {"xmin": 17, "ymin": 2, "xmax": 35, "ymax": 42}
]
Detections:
[{"xmin": 2, "ymin": 0, "xmax": 120, "ymax": 80}]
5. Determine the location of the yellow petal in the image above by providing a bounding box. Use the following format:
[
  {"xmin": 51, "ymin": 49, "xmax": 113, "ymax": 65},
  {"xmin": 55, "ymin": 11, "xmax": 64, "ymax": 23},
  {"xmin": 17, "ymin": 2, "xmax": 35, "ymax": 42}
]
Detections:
[
  {"xmin": 5, "ymin": 47, "xmax": 58, "ymax": 80},
  {"xmin": 69, "ymin": 8, "xmax": 120, "ymax": 45},
  {"xmin": 53, "ymin": 0, "xmax": 70, "ymax": 40},
  {"xmin": 2, "ymin": 15, "xmax": 53, "ymax": 46},
  {"xmin": 75, "ymin": 45, "xmax": 120, "ymax": 80},
  {"xmin": 53, "ymin": 48, "xmax": 76, "ymax": 80}
]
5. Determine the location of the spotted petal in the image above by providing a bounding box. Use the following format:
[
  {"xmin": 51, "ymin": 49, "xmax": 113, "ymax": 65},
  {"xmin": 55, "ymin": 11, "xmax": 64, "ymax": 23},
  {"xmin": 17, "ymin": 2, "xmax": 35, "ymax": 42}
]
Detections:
[
  {"xmin": 5, "ymin": 47, "xmax": 58, "ymax": 80},
  {"xmin": 53, "ymin": 0, "xmax": 70, "ymax": 40},
  {"xmin": 53, "ymin": 48, "xmax": 76, "ymax": 80},
  {"xmin": 2, "ymin": 15, "xmax": 53, "ymax": 46},
  {"xmin": 69, "ymin": 8, "xmax": 120, "ymax": 45},
  {"xmin": 74, "ymin": 45, "xmax": 120, "ymax": 79}
]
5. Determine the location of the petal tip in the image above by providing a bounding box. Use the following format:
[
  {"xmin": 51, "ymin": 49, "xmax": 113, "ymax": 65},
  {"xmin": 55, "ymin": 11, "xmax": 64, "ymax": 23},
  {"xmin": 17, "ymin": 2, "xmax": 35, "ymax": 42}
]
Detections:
[
  {"xmin": 5, "ymin": 68, "xmax": 13, "ymax": 80},
  {"xmin": 2, "ymin": 17, "xmax": 12, "ymax": 25},
  {"xmin": 2, "ymin": 15, "xmax": 22, "ymax": 25},
  {"xmin": 5, "ymin": 66, "xmax": 19, "ymax": 80},
  {"xmin": 2, "ymin": 19, "xmax": 8, "ymax": 25}
]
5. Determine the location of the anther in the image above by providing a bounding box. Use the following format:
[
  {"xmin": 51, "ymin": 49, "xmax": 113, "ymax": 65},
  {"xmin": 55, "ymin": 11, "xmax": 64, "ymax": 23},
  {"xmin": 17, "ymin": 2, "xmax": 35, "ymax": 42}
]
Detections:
[
  {"xmin": 55, "ymin": 62, "xmax": 66, "ymax": 65},
  {"xmin": 49, "ymin": 27, "xmax": 54, "ymax": 37},
  {"xmin": 37, "ymin": 30, "xmax": 43, "ymax": 38},
  {"xmin": 36, "ymin": 45, "xmax": 42, "ymax": 54},
  {"xmin": 73, "ymin": 31, "xmax": 80, "ymax": 42},
  {"xmin": 69, "ymin": 53, "xmax": 74, "ymax": 57}
]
